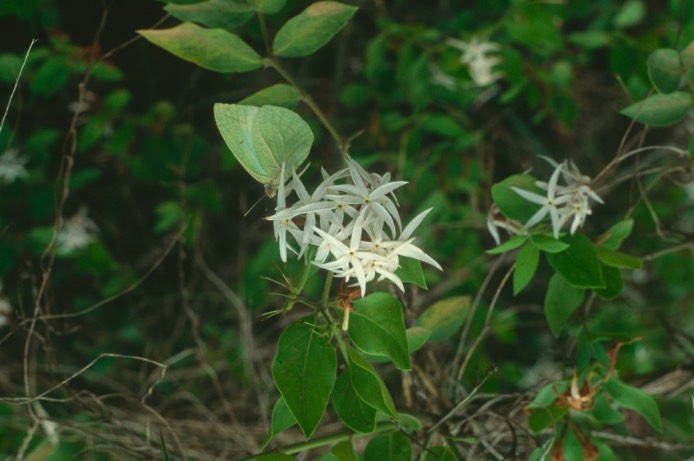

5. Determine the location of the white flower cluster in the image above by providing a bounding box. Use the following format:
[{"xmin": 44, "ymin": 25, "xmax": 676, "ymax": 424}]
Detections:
[
  {"xmin": 446, "ymin": 37, "xmax": 503, "ymax": 86},
  {"xmin": 488, "ymin": 158, "xmax": 603, "ymax": 242},
  {"xmin": 0, "ymin": 149, "xmax": 28, "ymax": 183},
  {"xmin": 266, "ymin": 158, "xmax": 441, "ymax": 297},
  {"xmin": 57, "ymin": 208, "xmax": 99, "ymax": 254}
]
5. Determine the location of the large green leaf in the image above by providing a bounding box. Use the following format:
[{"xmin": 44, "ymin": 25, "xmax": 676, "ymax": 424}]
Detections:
[
  {"xmin": 416, "ymin": 296, "xmax": 470, "ymax": 342},
  {"xmin": 272, "ymin": 2, "xmax": 358, "ymax": 58},
  {"xmin": 363, "ymin": 432, "xmax": 411, "ymax": 461},
  {"xmin": 213, "ymin": 104, "xmax": 313, "ymax": 194},
  {"xmin": 271, "ymin": 319, "xmax": 336, "ymax": 437},
  {"xmin": 605, "ymin": 377, "xmax": 662, "ymax": 432},
  {"xmin": 544, "ymin": 273, "xmax": 585, "ymax": 336},
  {"xmin": 164, "ymin": 0, "xmax": 254, "ymax": 29},
  {"xmin": 621, "ymin": 91, "xmax": 694, "ymax": 126},
  {"xmin": 332, "ymin": 371, "xmax": 376, "ymax": 433},
  {"xmin": 239, "ymin": 84, "xmax": 302, "ymax": 109},
  {"xmin": 395, "ymin": 256, "xmax": 427, "ymax": 288},
  {"xmin": 530, "ymin": 234, "xmax": 569, "ymax": 253},
  {"xmin": 647, "ymin": 48, "xmax": 682, "ymax": 94},
  {"xmin": 346, "ymin": 348, "xmax": 397, "ymax": 418},
  {"xmin": 546, "ymin": 234, "xmax": 604, "ymax": 288},
  {"xmin": 491, "ymin": 174, "xmax": 543, "ymax": 222},
  {"xmin": 329, "ymin": 440, "xmax": 357, "ymax": 461},
  {"xmin": 513, "ymin": 242, "xmax": 539, "ymax": 294},
  {"xmin": 349, "ymin": 293, "xmax": 410, "ymax": 370},
  {"xmin": 486, "ymin": 235, "xmax": 527, "ymax": 254},
  {"xmin": 138, "ymin": 22, "xmax": 262, "ymax": 73}
]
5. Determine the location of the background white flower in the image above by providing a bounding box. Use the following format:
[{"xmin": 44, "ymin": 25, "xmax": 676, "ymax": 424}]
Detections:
[
  {"xmin": 0, "ymin": 149, "xmax": 28, "ymax": 183},
  {"xmin": 57, "ymin": 208, "xmax": 99, "ymax": 254}
]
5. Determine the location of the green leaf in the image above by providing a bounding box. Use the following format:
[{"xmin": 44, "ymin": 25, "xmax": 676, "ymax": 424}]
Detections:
[
  {"xmin": 513, "ymin": 242, "xmax": 539, "ymax": 295},
  {"xmin": 271, "ymin": 319, "xmax": 336, "ymax": 438},
  {"xmin": 530, "ymin": 234, "xmax": 569, "ymax": 253},
  {"xmin": 527, "ymin": 402, "xmax": 568, "ymax": 433},
  {"xmin": 361, "ymin": 327, "xmax": 430, "ymax": 364},
  {"xmin": 586, "ymin": 392, "xmax": 624, "ymax": 425},
  {"xmin": 491, "ymin": 174, "xmax": 543, "ymax": 222},
  {"xmin": 416, "ymin": 296, "xmax": 470, "ymax": 342},
  {"xmin": 405, "ymin": 327, "xmax": 430, "ymax": 353},
  {"xmin": 349, "ymin": 292, "xmax": 410, "ymax": 370},
  {"xmin": 272, "ymin": 2, "xmax": 358, "ymax": 58},
  {"xmin": 330, "ymin": 440, "xmax": 357, "ymax": 461},
  {"xmin": 0, "ymin": 53, "xmax": 23, "ymax": 84},
  {"xmin": 546, "ymin": 234, "xmax": 604, "ymax": 289},
  {"xmin": 599, "ymin": 219, "xmax": 634, "ymax": 250},
  {"xmin": 620, "ymin": 92, "xmax": 694, "ymax": 126},
  {"xmin": 486, "ymin": 234, "xmax": 527, "ymax": 254},
  {"xmin": 526, "ymin": 381, "xmax": 567, "ymax": 409},
  {"xmin": 332, "ymin": 371, "xmax": 377, "ymax": 433},
  {"xmin": 138, "ymin": 22, "xmax": 262, "ymax": 73},
  {"xmin": 164, "ymin": 0, "xmax": 254, "ymax": 29},
  {"xmin": 594, "ymin": 264, "xmax": 623, "ymax": 299},
  {"xmin": 213, "ymin": 104, "xmax": 313, "ymax": 195},
  {"xmin": 605, "ymin": 377, "xmax": 662, "ymax": 432},
  {"xmin": 596, "ymin": 247, "xmax": 642, "ymax": 270},
  {"xmin": 250, "ymin": 0, "xmax": 287, "ymax": 14},
  {"xmin": 690, "ymin": 132, "xmax": 694, "ymax": 159},
  {"xmin": 239, "ymin": 84, "xmax": 302, "ymax": 109},
  {"xmin": 614, "ymin": 0, "xmax": 645, "ymax": 28},
  {"xmin": 647, "ymin": 48, "xmax": 682, "ymax": 94},
  {"xmin": 566, "ymin": 31, "xmax": 611, "ymax": 50},
  {"xmin": 363, "ymin": 432, "xmax": 411, "ymax": 461},
  {"xmin": 346, "ymin": 348, "xmax": 397, "ymax": 418},
  {"xmin": 395, "ymin": 256, "xmax": 426, "ymax": 288},
  {"xmin": 397, "ymin": 413, "xmax": 423, "ymax": 433},
  {"xmin": 262, "ymin": 397, "xmax": 297, "ymax": 448},
  {"xmin": 30, "ymin": 56, "xmax": 70, "ymax": 96},
  {"xmin": 544, "ymin": 273, "xmax": 585, "ymax": 336}
]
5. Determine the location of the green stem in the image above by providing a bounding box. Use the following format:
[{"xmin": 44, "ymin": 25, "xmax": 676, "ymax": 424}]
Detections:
[
  {"xmin": 250, "ymin": 422, "xmax": 397, "ymax": 459},
  {"xmin": 266, "ymin": 57, "xmax": 349, "ymax": 160}
]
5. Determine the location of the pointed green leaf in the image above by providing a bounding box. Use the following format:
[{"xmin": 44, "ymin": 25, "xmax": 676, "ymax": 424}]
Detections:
[
  {"xmin": 544, "ymin": 273, "xmax": 585, "ymax": 336},
  {"xmin": 596, "ymin": 247, "xmax": 642, "ymax": 270},
  {"xmin": 620, "ymin": 91, "xmax": 694, "ymax": 126},
  {"xmin": 528, "ymin": 402, "xmax": 568, "ymax": 433},
  {"xmin": 546, "ymin": 234, "xmax": 604, "ymax": 288},
  {"xmin": 346, "ymin": 348, "xmax": 397, "ymax": 418},
  {"xmin": 164, "ymin": 0, "xmax": 254, "ymax": 29},
  {"xmin": 514, "ymin": 242, "xmax": 539, "ymax": 294},
  {"xmin": 332, "ymin": 371, "xmax": 376, "ymax": 433},
  {"xmin": 647, "ymin": 48, "xmax": 682, "ymax": 94},
  {"xmin": 486, "ymin": 234, "xmax": 527, "ymax": 254},
  {"xmin": 395, "ymin": 256, "xmax": 426, "ymax": 288},
  {"xmin": 605, "ymin": 377, "xmax": 662, "ymax": 432},
  {"xmin": 363, "ymin": 432, "xmax": 411, "ymax": 461},
  {"xmin": 271, "ymin": 319, "xmax": 336, "ymax": 438},
  {"xmin": 262, "ymin": 397, "xmax": 297, "ymax": 448},
  {"xmin": 530, "ymin": 234, "xmax": 570, "ymax": 253},
  {"xmin": 614, "ymin": 0, "xmax": 645, "ymax": 28},
  {"xmin": 397, "ymin": 413, "xmax": 423, "ymax": 433},
  {"xmin": 272, "ymin": 2, "xmax": 358, "ymax": 58},
  {"xmin": 599, "ymin": 219, "xmax": 634, "ymax": 250},
  {"xmin": 349, "ymin": 293, "xmax": 410, "ymax": 370},
  {"xmin": 491, "ymin": 174, "xmax": 543, "ymax": 222},
  {"xmin": 239, "ymin": 84, "xmax": 302, "ymax": 109},
  {"xmin": 416, "ymin": 296, "xmax": 470, "ymax": 342},
  {"xmin": 138, "ymin": 22, "xmax": 262, "ymax": 73}
]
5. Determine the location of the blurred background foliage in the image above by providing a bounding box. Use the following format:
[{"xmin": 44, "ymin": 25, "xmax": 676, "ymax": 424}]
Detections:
[{"xmin": 0, "ymin": 0, "xmax": 693, "ymax": 459}]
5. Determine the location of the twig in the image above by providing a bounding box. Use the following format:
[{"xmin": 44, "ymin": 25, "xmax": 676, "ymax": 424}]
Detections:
[{"xmin": 0, "ymin": 39, "xmax": 37, "ymax": 137}]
